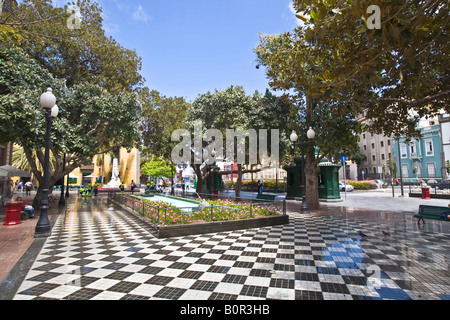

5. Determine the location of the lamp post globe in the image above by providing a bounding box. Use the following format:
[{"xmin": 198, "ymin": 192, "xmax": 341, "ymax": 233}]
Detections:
[
  {"xmin": 51, "ymin": 104, "xmax": 59, "ymax": 118},
  {"xmin": 307, "ymin": 127, "xmax": 316, "ymax": 140},
  {"xmin": 290, "ymin": 131, "xmax": 298, "ymax": 143},
  {"xmin": 40, "ymin": 88, "xmax": 56, "ymax": 110}
]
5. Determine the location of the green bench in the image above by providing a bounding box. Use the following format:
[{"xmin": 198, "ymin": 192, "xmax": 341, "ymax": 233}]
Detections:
[
  {"xmin": 256, "ymin": 194, "xmax": 277, "ymax": 201},
  {"xmin": 414, "ymin": 205, "xmax": 450, "ymax": 225}
]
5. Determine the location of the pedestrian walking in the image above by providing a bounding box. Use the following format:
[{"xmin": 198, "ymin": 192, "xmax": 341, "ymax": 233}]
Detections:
[
  {"xmin": 120, "ymin": 182, "xmax": 125, "ymax": 195},
  {"xmin": 25, "ymin": 181, "xmax": 33, "ymax": 196},
  {"xmin": 257, "ymin": 180, "xmax": 264, "ymax": 195},
  {"xmin": 130, "ymin": 180, "xmax": 136, "ymax": 194}
]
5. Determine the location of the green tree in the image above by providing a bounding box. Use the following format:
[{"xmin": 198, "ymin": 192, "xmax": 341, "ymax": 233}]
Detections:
[
  {"xmin": 0, "ymin": 46, "xmax": 142, "ymax": 206},
  {"xmin": 188, "ymin": 86, "xmax": 270, "ymax": 197},
  {"xmin": 289, "ymin": 0, "xmax": 449, "ymax": 138},
  {"xmin": 255, "ymin": 32, "xmax": 363, "ymax": 209},
  {"xmin": 1, "ymin": 0, "xmax": 144, "ymax": 93},
  {"xmin": 141, "ymin": 156, "xmax": 174, "ymax": 179},
  {"xmin": 140, "ymin": 89, "xmax": 191, "ymax": 194}
]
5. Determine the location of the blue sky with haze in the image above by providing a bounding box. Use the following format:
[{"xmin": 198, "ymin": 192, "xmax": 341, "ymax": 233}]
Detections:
[{"xmin": 52, "ymin": 0, "xmax": 300, "ymax": 102}]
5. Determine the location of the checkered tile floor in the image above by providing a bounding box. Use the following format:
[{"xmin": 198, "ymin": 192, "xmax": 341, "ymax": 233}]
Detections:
[{"xmin": 13, "ymin": 197, "xmax": 450, "ymax": 300}]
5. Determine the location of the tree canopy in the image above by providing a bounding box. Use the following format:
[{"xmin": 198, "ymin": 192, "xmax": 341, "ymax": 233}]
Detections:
[{"xmin": 283, "ymin": 0, "xmax": 449, "ymax": 138}]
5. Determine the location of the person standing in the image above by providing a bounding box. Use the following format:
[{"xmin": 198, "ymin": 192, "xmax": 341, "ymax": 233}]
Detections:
[
  {"xmin": 25, "ymin": 181, "xmax": 33, "ymax": 196},
  {"xmin": 120, "ymin": 182, "xmax": 125, "ymax": 195},
  {"xmin": 130, "ymin": 180, "xmax": 136, "ymax": 194}
]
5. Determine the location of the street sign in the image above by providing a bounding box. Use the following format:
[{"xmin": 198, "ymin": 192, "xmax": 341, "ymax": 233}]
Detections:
[{"xmin": 341, "ymin": 156, "xmax": 347, "ymax": 162}]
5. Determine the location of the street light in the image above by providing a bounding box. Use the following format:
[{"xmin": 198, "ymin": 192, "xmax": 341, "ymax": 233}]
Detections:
[
  {"xmin": 290, "ymin": 127, "xmax": 316, "ymax": 213},
  {"xmin": 35, "ymin": 88, "xmax": 58, "ymax": 238}
]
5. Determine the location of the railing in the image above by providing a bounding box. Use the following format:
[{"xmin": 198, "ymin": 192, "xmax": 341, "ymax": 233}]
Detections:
[{"xmin": 108, "ymin": 191, "xmax": 286, "ymax": 227}]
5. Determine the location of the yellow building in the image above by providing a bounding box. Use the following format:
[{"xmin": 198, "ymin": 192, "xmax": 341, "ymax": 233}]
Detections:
[{"xmin": 68, "ymin": 148, "xmax": 141, "ymax": 187}]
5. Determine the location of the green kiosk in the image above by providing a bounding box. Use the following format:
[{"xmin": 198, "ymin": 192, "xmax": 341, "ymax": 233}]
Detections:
[{"xmin": 285, "ymin": 158, "xmax": 342, "ymax": 202}]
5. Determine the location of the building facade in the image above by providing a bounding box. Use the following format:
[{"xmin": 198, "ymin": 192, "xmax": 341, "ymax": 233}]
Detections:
[
  {"xmin": 68, "ymin": 148, "xmax": 141, "ymax": 187},
  {"xmin": 393, "ymin": 120, "xmax": 443, "ymax": 180},
  {"xmin": 357, "ymin": 110, "xmax": 395, "ymax": 179}
]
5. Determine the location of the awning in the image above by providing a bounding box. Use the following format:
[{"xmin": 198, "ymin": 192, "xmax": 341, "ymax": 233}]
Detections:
[
  {"xmin": 84, "ymin": 174, "xmax": 99, "ymax": 178},
  {"xmin": 0, "ymin": 165, "xmax": 31, "ymax": 178}
]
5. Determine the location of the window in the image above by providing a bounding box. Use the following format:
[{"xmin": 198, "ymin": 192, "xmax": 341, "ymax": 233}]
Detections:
[
  {"xmin": 425, "ymin": 140, "xmax": 434, "ymax": 156},
  {"xmin": 372, "ymin": 155, "xmax": 376, "ymax": 161},
  {"xmin": 410, "ymin": 142, "xmax": 417, "ymax": 157},
  {"xmin": 427, "ymin": 163, "xmax": 436, "ymax": 178},
  {"xmin": 363, "ymin": 133, "xmax": 366, "ymax": 139},
  {"xmin": 413, "ymin": 163, "xmax": 422, "ymax": 177},
  {"xmin": 388, "ymin": 153, "xmax": 392, "ymax": 159},
  {"xmin": 387, "ymin": 140, "xmax": 391, "ymax": 146},
  {"xmin": 381, "ymin": 141, "xmax": 384, "ymax": 147},
  {"xmin": 402, "ymin": 164, "xmax": 409, "ymax": 178},
  {"xmin": 372, "ymin": 143, "xmax": 375, "ymax": 149},
  {"xmin": 400, "ymin": 144, "xmax": 408, "ymax": 158},
  {"xmin": 364, "ymin": 145, "xmax": 367, "ymax": 151},
  {"xmin": 381, "ymin": 154, "xmax": 385, "ymax": 160}
]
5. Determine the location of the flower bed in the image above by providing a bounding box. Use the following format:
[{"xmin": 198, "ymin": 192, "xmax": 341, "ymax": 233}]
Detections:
[
  {"xmin": 136, "ymin": 197, "xmax": 279, "ymax": 226},
  {"xmin": 109, "ymin": 193, "xmax": 288, "ymax": 238}
]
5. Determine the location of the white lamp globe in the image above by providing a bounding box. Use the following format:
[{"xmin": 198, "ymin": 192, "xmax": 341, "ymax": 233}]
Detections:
[
  {"xmin": 51, "ymin": 105, "xmax": 59, "ymax": 118},
  {"xmin": 290, "ymin": 131, "xmax": 298, "ymax": 143},
  {"xmin": 307, "ymin": 127, "xmax": 316, "ymax": 140},
  {"xmin": 40, "ymin": 88, "xmax": 56, "ymax": 110}
]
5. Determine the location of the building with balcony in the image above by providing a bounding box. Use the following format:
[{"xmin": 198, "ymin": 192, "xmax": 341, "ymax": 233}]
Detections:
[{"xmin": 393, "ymin": 118, "xmax": 444, "ymax": 181}]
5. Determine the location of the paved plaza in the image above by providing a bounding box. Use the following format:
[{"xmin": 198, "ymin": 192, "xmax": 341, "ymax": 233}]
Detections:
[{"xmin": 1, "ymin": 191, "xmax": 449, "ymax": 301}]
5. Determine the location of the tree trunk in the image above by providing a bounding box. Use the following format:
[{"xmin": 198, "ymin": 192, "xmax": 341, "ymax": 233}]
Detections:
[
  {"xmin": 193, "ymin": 164, "xmax": 204, "ymax": 194},
  {"xmin": 305, "ymin": 148, "xmax": 320, "ymax": 210},
  {"xmin": 234, "ymin": 164, "xmax": 243, "ymax": 198}
]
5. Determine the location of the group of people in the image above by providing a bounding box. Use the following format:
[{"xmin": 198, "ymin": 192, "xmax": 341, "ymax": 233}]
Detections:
[
  {"xmin": 79, "ymin": 183, "xmax": 99, "ymax": 197},
  {"xmin": 13, "ymin": 180, "xmax": 34, "ymax": 196}
]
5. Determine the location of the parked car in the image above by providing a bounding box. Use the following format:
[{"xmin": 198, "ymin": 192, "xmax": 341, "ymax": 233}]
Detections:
[
  {"xmin": 373, "ymin": 179, "xmax": 388, "ymax": 188},
  {"xmin": 339, "ymin": 182, "xmax": 354, "ymax": 192},
  {"xmin": 437, "ymin": 180, "xmax": 450, "ymax": 190}
]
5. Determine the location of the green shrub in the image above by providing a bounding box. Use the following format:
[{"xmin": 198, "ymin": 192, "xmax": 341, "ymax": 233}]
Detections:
[{"xmin": 347, "ymin": 181, "xmax": 375, "ymax": 190}]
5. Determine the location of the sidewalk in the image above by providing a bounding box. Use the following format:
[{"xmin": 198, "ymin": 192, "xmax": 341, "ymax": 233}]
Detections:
[
  {"xmin": 1, "ymin": 191, "xmax": 449, "ymax": 300},
  {"xmin": 0, "ymin": 192, "xmax": 63, "ymax": 284}
]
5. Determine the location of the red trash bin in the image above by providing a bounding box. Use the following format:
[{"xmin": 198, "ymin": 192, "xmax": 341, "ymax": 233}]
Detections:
[
  {"xmin": 421, "ymin": 187, "xmax": 431, "ymax": 200},
  {"xmin": 4, "ymin": 202, "xmax": 23, "ymax": 226},
  {"xmin": 213, "ymin": 190, "xmax": 219, "ymax": 199}
]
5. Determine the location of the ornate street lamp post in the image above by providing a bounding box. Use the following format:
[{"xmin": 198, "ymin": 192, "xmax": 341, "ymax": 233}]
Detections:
[
  {"xmin": 35, "ymin": 88, "xmax": 59, "ymax": 238},
  {"xmin": 290, "ymin": 127, "xmax": 316, "ymax": 213}
]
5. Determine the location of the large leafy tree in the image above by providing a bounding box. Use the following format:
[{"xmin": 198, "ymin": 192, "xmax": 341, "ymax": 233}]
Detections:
[
  {"xmin": 254, "ymin": 0, "xmax": 447, "ymax": 209},
  {"xmin": 290, "ymin": 0, "xmax": 449, "ymax": 138},
  {"xmin": 0, "ymin": 46, "xmax": 142, "ymax": 206},
  {"xmin": 188, "ymin": 86, "xmax": 255, "ymax": 197},
  {"xmin": 140, "ymin": 89, "xmax": 191, "ymax": 194},
  {"xmin": 255, "ymin": 33, "xmax": 363, "ymax": 209},
  {"xmin": 1, "ymin": 0, "xmax": 144, "ymax": 93}
]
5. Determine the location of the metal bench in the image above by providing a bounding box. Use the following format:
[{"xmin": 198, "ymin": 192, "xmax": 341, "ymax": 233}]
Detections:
[
  {"xmin": 414, "ymin": 205, "xmax": 450, "ymax": 225},
  {"xmin": 256, "ymin": 194, "xmax": 277, "ymax": 201}
]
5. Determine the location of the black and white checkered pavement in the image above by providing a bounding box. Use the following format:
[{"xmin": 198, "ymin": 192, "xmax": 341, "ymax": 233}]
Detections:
[{"xmin": 13, "ymin": 197, "xmax": 450, "ymax": 300}]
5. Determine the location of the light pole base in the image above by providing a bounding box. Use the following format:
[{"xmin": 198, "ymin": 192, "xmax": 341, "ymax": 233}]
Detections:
[
  {"xmin": 34, "ymin": 232, "xmax": 52, "ymax": 239},
  {"xmin": 300, "ymin": 197, "xmax": 309, "ymax": 214}
]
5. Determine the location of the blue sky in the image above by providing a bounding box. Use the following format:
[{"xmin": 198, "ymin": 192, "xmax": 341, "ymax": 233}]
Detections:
[{"xmin": 54, "ymin": 0, "xmax": 300, "ymax": 102}]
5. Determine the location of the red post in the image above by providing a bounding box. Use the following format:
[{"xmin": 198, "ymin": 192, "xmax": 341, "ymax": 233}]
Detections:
[
  {"xmin": 421, "ymin": 187, "xmax": 431, "ymax": 200},
  {"xmin": 4, "ymin": 202, "xmax": 23, "ymax": 226}
]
